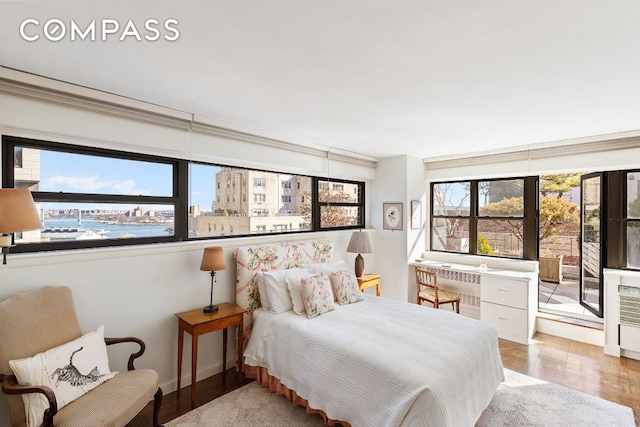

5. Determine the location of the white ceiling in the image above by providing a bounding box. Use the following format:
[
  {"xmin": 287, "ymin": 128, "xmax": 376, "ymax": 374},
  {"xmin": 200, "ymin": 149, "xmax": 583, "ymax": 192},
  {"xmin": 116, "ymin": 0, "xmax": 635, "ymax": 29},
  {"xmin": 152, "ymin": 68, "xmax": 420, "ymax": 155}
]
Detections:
[{"xmin": 2, "ymin": 1, "xmax": 640, "ymax": 160}]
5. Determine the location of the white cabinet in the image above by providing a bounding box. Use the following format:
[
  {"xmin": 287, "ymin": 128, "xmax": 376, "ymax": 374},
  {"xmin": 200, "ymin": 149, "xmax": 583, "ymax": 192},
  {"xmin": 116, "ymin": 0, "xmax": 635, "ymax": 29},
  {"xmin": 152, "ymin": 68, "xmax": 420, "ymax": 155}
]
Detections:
[
  {"xmin": 412, "ymin": 257, "xmax": 538, "ymax": 345},
  {"xmin": 480, "ymin": 274, "xmax": 536, "ymax": 345}
]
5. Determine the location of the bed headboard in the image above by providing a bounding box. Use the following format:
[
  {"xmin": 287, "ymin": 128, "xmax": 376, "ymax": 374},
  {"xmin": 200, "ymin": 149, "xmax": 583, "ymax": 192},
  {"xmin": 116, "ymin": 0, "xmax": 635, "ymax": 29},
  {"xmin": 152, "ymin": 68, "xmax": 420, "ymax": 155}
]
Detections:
[{"xmin": 234, "ymin": 239, "xmax": 334, "ymax": 312}]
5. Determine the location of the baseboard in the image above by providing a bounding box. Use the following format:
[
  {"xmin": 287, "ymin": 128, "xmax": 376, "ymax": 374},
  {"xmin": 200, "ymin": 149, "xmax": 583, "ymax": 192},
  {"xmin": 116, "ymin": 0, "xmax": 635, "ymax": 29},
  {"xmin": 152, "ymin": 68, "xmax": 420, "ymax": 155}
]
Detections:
[
  {"xmin": 159, "ymin": 357, "xmax": 235, "ymax": 395},
  {"xmin": 536, "ymin": 316, "xmax": 604, "ymax": 346}
]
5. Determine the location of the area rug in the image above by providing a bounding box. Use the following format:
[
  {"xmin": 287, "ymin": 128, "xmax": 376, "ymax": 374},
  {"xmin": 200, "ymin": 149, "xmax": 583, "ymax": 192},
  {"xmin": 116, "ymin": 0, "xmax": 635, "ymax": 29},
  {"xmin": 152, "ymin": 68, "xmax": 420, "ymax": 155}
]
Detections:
[{"xmin": 166, "ymin": 369, "xmax": 636, "ymax": 427}]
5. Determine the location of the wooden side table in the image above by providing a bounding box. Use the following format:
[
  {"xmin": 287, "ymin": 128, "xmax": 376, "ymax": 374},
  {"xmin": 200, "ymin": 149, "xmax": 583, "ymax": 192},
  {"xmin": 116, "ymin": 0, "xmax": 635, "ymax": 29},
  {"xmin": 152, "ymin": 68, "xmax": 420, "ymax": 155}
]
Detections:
[
  {"xmin": 357, "ymin": 274, "xmax": 381, "ymax": 296},
  {"xmin": 175, "ymin": 303, "xmax": 246, "ymax": 409}
]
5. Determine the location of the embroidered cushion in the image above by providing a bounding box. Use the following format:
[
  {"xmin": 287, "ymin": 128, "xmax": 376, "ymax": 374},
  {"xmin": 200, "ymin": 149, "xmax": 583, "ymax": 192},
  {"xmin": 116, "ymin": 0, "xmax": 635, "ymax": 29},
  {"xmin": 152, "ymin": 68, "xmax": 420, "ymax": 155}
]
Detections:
[
  {"xmin": 301, "ymin": 274, "xmax": 335, "ymax": 319},
  {"xmin": 9, "ymin": 325, "xmax": 116, "ymax": 427},
  {"xmin": 331, "ymin": 270, "xmax": 364, "ymax": 305}
]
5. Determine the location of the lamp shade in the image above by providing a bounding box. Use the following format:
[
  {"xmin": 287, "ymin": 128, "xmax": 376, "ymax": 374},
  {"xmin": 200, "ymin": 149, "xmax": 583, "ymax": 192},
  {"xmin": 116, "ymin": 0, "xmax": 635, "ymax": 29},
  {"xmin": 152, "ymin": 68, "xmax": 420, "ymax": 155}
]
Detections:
[
  {"xmin": 200, "ymin": 246, "xmax": 226, "ymax": 272},
  {"xmin": 0, "ymin": 189, "xmax": 41, "ymax": 234},
  {"xmin": 346, "ymin": 231, "xmax": 372, "ymax": 254}
]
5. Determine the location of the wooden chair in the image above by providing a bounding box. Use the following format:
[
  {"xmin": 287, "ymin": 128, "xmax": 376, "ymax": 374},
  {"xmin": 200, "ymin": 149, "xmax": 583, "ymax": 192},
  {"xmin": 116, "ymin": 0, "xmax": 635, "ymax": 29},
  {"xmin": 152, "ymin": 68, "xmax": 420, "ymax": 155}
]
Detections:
[
  {"xmin": 0, "ymin": 286, "xmax": 163, "ymax": 427},
  {"xmin": 415, "ymin": 269, "xmax": 460, "ymax": 313}
]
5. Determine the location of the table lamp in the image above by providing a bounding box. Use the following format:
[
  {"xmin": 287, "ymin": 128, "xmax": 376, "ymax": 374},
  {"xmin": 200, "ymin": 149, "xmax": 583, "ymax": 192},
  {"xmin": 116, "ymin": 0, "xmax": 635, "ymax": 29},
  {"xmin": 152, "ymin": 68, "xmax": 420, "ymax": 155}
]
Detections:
[
  {"xmin": 346, "ymin": 230, "xmax": 372, "ymax": 278},
  {"xmin": 0, "ymin": 189, "xmax": 41, "ymax": 265},
  {"xmin": 200, "ymin": 246, "xmax": 226, "ymax": 313}
]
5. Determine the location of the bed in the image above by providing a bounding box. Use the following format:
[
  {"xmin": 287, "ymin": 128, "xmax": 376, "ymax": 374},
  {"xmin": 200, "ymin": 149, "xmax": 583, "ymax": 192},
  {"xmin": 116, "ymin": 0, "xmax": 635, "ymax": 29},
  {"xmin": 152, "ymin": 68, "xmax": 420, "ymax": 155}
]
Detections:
[{"xmin": 234, "ymin": 240, "xmax": 504, "ymax": 427}]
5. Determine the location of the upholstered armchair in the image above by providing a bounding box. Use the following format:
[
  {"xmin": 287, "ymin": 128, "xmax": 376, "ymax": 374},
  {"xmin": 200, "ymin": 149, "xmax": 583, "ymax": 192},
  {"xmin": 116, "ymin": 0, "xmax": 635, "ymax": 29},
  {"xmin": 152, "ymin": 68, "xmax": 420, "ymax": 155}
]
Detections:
[{"xmin": 0, "ymin": 286, "xmax": 163, "ymax": 427}]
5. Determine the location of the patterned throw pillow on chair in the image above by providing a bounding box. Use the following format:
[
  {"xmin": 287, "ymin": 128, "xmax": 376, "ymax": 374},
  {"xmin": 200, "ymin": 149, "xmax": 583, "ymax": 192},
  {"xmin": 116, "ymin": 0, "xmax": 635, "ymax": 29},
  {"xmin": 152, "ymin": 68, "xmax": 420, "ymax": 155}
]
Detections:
[
  {"xmin": 330, "ymin": 270, "xmax": 364, "ymax": 305},
  {"xmin": 9, "ymin": 325, "xmax": 116, "ymax": 427}
]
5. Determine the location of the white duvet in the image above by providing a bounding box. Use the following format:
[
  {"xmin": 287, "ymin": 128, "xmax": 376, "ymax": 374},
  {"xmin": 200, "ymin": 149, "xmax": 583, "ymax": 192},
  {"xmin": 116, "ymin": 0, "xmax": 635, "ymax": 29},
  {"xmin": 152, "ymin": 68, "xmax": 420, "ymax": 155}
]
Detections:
[{"xmin": 244, "ymin": 294, "xmax": 504, "ymax": 427}]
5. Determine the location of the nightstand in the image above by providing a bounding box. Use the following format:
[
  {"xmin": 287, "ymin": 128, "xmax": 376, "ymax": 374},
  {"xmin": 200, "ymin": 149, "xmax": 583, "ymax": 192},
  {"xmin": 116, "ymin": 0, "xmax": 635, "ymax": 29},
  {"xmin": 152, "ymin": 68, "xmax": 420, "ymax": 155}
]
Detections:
[
  {"xmin": 357, "ymin": 274, "xmax": 381, "ymax": 296},
  {"xmin": 175, "ymin": 303, "xmax": 245, "ymax": 409}
]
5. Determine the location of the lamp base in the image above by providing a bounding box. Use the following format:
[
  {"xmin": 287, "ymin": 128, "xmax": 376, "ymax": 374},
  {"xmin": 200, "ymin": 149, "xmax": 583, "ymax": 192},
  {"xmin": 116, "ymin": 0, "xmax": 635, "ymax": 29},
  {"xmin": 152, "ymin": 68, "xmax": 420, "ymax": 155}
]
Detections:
[
  {"xmin": 355, "ymin": 253, "xmax": 365, "ymax": 278},
  {"xmin": 203, "ymin": 304, "xmax": 219, "ymax": 313}
]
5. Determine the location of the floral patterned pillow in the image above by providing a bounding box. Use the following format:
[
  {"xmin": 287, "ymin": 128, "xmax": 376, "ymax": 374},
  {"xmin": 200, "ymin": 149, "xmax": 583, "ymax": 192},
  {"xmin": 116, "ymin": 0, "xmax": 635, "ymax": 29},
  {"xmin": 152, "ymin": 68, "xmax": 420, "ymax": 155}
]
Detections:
[
  {"xmin": 301, "ymin": 274, "xmax": 335, "ymax": 319},
  {"xmin": 330, "ymin": 270, "xmax": 363, "ymax": 305}
]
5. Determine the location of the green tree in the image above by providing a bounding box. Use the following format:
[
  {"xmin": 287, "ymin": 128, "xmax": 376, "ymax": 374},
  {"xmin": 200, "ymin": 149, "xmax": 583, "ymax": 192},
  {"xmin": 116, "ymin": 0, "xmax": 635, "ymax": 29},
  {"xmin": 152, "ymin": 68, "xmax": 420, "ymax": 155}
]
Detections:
[
  {"xmin": 479, "ymin": 174, "xmax": 581, "ymax": 245},
  {"xmin": 478, "ymin": 235, "xmax": 495, "ymax": 255}
]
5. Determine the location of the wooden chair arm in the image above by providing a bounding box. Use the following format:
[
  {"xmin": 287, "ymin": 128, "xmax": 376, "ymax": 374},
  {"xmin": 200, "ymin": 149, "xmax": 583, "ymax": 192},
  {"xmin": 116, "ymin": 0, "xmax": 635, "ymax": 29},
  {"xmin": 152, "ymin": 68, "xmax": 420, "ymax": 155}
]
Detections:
[
  {"xmin": 105, "ymin": 337, "xmax": 146, "ymax": 371},
  {"xmin": 1, "ymin": 373, "xmax": 58, "ymax": 427}
]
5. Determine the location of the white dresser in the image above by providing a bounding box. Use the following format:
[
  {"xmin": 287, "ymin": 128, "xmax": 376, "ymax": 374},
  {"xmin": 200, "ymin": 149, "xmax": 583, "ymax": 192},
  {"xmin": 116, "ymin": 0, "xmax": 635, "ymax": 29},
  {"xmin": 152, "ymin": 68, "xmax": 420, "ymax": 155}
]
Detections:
[
  {"xmin": 411, "ymin": 257, "xmax": 538, "ymax": 345},
  {"xmin": 480, "ymin": 272, "xmax": 536, "ymax": 345}
]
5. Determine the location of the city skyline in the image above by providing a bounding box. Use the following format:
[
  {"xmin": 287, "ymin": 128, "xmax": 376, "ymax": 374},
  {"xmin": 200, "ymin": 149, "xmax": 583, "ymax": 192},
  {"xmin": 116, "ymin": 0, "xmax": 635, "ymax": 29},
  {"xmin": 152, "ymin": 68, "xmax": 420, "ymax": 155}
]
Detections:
[{"xmin": 38, "ymin": 149, "xmax": 219, "ymax": 210}]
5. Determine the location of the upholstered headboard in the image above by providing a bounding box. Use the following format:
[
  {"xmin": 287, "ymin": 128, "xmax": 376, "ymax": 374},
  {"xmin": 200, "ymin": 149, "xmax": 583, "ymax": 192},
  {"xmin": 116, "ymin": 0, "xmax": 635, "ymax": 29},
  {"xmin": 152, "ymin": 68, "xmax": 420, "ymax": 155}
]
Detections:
[{"xmin": 234, "ymin": 239, "xmax": 333, "ymax": 333}]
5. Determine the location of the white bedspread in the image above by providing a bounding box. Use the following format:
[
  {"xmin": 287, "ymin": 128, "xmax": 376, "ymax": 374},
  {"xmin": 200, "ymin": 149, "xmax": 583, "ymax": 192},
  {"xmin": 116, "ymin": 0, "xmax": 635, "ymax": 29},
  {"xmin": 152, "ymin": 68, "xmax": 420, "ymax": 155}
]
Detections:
[{"xmin": 244, "ymin": 294, "xmax": 504, "ymax": 427}]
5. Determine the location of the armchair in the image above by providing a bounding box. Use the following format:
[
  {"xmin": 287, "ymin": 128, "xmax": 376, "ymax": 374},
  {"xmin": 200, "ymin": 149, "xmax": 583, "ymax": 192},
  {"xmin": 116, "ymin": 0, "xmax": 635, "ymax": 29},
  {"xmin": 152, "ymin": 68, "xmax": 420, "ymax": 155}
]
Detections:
[{"xmin": 0, "ymin": 286, "xmax": 163, "ymax": 427}]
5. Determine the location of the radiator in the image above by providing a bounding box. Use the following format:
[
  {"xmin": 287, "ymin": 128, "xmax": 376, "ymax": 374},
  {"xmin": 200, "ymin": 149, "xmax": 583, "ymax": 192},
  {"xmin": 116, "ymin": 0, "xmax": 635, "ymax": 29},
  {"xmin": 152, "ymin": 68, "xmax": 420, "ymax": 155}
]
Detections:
[{"xmin": 619, "ymin": 285, "xmax": 640, "ymax": 353}]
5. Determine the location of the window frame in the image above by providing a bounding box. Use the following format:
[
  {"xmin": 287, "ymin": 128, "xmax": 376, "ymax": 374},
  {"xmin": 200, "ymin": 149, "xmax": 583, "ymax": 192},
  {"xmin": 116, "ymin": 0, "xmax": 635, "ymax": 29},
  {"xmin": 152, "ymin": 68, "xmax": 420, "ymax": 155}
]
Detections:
[
  {"xmin": 622, "ymin": 170, "xmax": 640, "ymax": 269},
  {"xmin": 430, "ymin": 180, "xmax": 472, "ymax": 254},
  {"xmin": 2, "ymin": 135, "xmax": 366, "ymax": 254},
  {"xmin": 3, "ymin": 136, "xmax": 187, "ymax": 253},
  {"xmin": 430, "ymin": 176, "xmax": 537, "ymax": 260},
  {"xmin": 313, "ymin": 178, "xmax": 365, "ymax": 230}
]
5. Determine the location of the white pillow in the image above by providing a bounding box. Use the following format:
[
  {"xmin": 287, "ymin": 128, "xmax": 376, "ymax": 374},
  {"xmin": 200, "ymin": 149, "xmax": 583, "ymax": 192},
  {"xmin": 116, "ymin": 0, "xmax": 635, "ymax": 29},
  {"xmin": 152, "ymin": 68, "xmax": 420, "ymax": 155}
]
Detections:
[
  {"xmin": 9, "ymin": 326, "xmax": 116, "ymax": 427},
  {"xmin": 306, "ymin": 261, "xmax": 349, "ymax": 276},
  {"xmin": 285, "ymin": 268, "xmax": 316, "ymax": 315},
  {"xmin": 256, "ymin": 272, "xmax": 270, "ymax": 310},
  {"xmin": 263, "ymin": 269, "xmax": 294, "ymax": 314}
]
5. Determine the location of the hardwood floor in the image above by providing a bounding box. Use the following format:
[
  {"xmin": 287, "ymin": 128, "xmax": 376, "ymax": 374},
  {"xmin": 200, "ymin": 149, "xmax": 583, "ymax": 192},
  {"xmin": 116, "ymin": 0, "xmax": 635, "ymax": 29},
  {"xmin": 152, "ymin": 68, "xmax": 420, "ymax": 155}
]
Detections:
[
  {"xmin": 128, "ymin": 332, "xmax": 640, "ymax": 426},
  {"xmin": 499, "ymin": 332, "xmax": 640, "ymax": 426}
]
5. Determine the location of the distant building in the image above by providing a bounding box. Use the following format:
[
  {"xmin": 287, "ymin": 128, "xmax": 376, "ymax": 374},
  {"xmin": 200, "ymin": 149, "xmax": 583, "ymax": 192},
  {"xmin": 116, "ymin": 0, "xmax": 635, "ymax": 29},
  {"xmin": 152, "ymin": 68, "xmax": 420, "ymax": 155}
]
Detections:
[{"xmin": 191, "ymin": 168, "xmax": 312, "ymax": 236}]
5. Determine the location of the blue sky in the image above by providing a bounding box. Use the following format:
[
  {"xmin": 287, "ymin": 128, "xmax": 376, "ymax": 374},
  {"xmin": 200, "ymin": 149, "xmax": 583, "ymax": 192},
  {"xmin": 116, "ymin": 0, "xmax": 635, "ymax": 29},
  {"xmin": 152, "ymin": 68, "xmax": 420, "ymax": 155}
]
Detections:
[{"xmin": 39, "ymin": 150, "xmax": 219, "ymax": 210}]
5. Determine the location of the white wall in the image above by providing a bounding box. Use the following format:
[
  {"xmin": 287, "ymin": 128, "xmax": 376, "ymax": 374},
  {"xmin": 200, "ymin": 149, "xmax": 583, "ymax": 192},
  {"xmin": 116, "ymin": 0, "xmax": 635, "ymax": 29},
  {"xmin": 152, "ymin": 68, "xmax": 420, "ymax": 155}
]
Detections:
[
  {"xmin": 0, "ymin": 75, "xmax": 377, "ymax": 424},
  {"xmin": 371, "ymin": 155, "xmax": 425, "ymax": 302}
]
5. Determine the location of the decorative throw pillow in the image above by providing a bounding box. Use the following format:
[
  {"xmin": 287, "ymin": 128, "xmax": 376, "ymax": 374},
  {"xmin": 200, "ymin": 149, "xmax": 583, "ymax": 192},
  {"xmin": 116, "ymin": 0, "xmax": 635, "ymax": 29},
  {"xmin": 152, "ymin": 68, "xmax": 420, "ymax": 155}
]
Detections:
[
  {"xmin": 285, "ymin": 268, "xmax": 315, "ymax": 315},
  {"xmin": 301, "ymin": 274, "xmax": 335, "ymax": 319},
  {"xmin": 9, "ymin": 326, "xmax": 116, "ymax": 427},
  {"xmin": 256, "ymin": 272, "xmax": 270, "ymax": 310},
  {"xmin": 331, "ymin": 270, "xmax": 364, "ymax": 305},
  {"xmin": 263, "ymin": 269, "xmax": 294, "ymax": 314}
]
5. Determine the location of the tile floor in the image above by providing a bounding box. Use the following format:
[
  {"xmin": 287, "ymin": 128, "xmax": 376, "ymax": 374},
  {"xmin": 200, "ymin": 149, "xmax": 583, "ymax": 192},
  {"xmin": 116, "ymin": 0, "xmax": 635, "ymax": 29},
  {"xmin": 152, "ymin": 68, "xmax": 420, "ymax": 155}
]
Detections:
[{"xmin": 538, "ymin": 277, "xmax": 601, "ymax": 321}]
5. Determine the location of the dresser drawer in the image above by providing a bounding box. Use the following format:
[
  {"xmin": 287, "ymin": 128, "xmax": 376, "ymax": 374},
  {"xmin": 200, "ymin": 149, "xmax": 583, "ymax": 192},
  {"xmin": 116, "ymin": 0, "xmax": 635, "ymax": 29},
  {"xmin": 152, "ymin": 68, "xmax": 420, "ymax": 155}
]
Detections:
[
  {"xmin": 481, "ymin": 301, "xmax": 528, "ymax": 340},
  {"xmin": 480, "ymin": 276, "xmax": 528, "ymax": 310}
]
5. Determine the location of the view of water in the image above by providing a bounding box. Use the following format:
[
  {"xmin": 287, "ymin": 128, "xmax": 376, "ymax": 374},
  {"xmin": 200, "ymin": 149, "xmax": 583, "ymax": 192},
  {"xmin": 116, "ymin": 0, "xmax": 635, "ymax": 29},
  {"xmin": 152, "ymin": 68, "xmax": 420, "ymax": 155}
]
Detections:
[{"xmin": 42, "ymin": 218, "xmax": 172, "ymax": 238}]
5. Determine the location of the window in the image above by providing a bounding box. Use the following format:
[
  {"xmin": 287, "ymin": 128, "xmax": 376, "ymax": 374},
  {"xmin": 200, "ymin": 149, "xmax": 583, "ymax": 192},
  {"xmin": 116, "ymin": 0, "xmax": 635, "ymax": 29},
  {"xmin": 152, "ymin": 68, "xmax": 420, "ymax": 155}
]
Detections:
[
  {"xmin": 431, "ymin": 181, "xmax": 471, "ymax": 253},
  {"xmin": 15, "ymin": 146, "xmax": 23, "ymax": 168},
  {"xmin": 3, "ymin": 136, "xmax": 178, "ymax": 252},
  {"xmin": 431, "ymin": 178, "xmax": 535, "ymax": 258},
  {"xmin": 2, "ymin": 135, "xmax": 367, "ymax": 253},
  {"xmin": 191, "ymin": 166, "xmax": 314, "ymax": 237},
  {"xmin": 477, "ymin": 179, "xmax": 524, "ymax": 258},
  {"xmin": 316, "ymin": 179, "xmax": 364, "ymax": 229},
  {"xmin": 627, "ymin": 171, "xmax": 640, "ymax": 268}
]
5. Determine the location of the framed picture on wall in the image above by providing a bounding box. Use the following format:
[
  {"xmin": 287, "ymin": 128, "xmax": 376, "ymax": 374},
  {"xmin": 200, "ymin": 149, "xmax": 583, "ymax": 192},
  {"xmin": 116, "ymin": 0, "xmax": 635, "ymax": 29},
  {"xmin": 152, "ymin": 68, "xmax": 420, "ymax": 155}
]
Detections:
[
  {"xmin": 411, "ymin": 200, "xmax": 422, "ymax": 229},
  {"xmin": 383, "ymin": 202, "xmax": 403, "ymax": 231}
]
